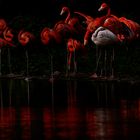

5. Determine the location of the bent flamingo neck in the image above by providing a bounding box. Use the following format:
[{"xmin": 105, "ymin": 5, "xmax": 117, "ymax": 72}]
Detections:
[{"xmin": 65, "ymin": 9, "xmax": 71, "ymax": 24}]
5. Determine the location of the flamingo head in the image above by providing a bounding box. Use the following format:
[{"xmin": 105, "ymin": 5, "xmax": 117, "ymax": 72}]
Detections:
[
  {"xmin": 84, "ymin": 39, "xmax": 88, "ymax": 46},
  {"xmin": 18, "ymin": 30, "xmax": 34, "ymax": 46},
  {"xmin": 60, "ymin": 7, "xmax": 69, "ymax": 15},
  {"xmin": 98, "ymin": 3, "xmax": 109, "ymax": 12}
]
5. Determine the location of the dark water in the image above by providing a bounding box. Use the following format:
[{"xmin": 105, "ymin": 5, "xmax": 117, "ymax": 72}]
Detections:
[{"xmin": 0, "ymin": 79, "xmax": 140, "ymax": 140}]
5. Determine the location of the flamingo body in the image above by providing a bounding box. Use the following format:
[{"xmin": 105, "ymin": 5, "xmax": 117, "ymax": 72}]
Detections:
[
  {"xmin": 41, "ymin": 27, "xmax": 61, "ymax": 45},
  {"xmin": 18, "ymin": 30, "xmax": 34, "ymax": 46},
  {"xmin": 3, "ymin": 27, "xmax": 14, "ymax": 42},
  {"xmin": 91, "ymin": 26, "xmax": 120, "ymax": 47},
  {"xmin": 90, "ymin": 26, "xmax": 121, "ymax": 78},
  {"xmin": 119, "ymin": 17, "xmax": 140, "ymax": 39}
]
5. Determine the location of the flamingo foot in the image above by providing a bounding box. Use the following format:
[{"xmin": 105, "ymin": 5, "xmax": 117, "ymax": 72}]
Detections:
[
  {"xmin": 49, "ymin": 77, "xmax": 54, "ymax": 83},
  {"xmin": 25, "ymin": 77, "xmax": 31, "ymax": 81},
  {"xmin": 49, "ymin": 71, "xmax": 61, "ymax": 82},
  {"xmin": 53, "ymin": 71, "xmax": 61, "ymax": 77},
  {"xmin": 65, "ymin": 73, "xmax": 68, "ymax": 77},
  {"xmin": 70, "ymin": 72, "xmax": 76, "ymax": 77},
  {"xmin": 109, "ymin": 75, "xmax": 114, "ymax": 80},
  {"xmin": 90, "ymin": 73, "xmax": 98, "ymax": 79},
  {"xmin": 7, "ymin": 73, "xmax": 14, "ymax": 77}
]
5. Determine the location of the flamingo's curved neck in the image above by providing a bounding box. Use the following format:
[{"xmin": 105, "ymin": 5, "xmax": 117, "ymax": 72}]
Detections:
[
  {"xmin": 99, "ymin": 7, "xmax": 111, "ymax": 26},
  {"xmin": 65, "ymin": 9, "xmax": 70, "ymax": 23},
  {"xmin": 93, "ymin": 28, "xmax": 100, "ymax": 37},
  {"xmin": 106, "ymin": 7, "xmax": 111, "ymax": 17},
  {"xmin": 93, "ymin": 27, "xmax": 105, "ymax": 37}
]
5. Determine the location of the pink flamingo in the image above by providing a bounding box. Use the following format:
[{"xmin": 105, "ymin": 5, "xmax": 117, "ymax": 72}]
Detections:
[
  {"xmin": 41, "ymin": 27, "xmax": 61, "ymax": 46},
  {"xmin": 66, "ymin": 38, "xmax": 85, "ymax": 76},
  {"xmin": 59, "ymin": 7, "xmax": 87, "ymax": 76},
  {"xmin": 54, "ymin": 6, "xmax": 86, "ymax": 40},
  {"xmin": 119, "ymin": 17, "xmax": 140, "ymax": 41},
  {"xmin": 98, "ymin": 3, "xmax": 140, "ymax": 42},
  {"xmin": 74, "ymin": 3, "xmax": 133, "ymax": 78},
  {"xmin": 60, "ymin": 6, "xmax": 86, "ymax": 35},
  {"xmin": 18, "ymin": 30, "xmax": 34, "ymax": 77},
  {"xmin": 41, "ymin": 27, "xmax": 62, "ymax": 80},
  {"xmin": 0, "ymin": 19, "xmax": 15, "ymax": 76},
  {"xmin": 3, "ymin": 27, "xmax": 15, "ymax": 75}
]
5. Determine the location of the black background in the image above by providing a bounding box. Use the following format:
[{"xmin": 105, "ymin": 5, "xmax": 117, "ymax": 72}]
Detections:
[{"xmin": 0, "ymin": 0, "xmax": 139, "ymax": 24}]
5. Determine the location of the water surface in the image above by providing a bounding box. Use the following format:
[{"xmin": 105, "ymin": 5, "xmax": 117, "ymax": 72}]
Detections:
[{"xmin": 0, "ymin": 79, "xmax": 140, "ymax": 140}]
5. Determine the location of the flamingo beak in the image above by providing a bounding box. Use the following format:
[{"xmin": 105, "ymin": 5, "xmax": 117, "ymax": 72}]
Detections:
[
  {"xmin": 84, "ymin": 40, "xmax": 88, "ymax": 46},
  {"xmin": 60, "ymin": 9, "xmax": 64, "ymax": 15},
  {"xmin": 98, "ymin": 6, "xmax": 103, "ymax": 12}
]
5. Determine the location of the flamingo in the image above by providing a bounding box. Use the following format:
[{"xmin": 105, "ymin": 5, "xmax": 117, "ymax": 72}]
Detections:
[
  {"xmin": 74, "ymin": 3, "xmax": 133, "ymax": 78},
  {"xmin": 41, "ymin": 26, "xmax": 63, "ymax": 80},
  {"xmin": 98, "ymin": 3, "xmax": 140, "ymax": 42},
  {"xmin": 3, "ymin": 27, "xmax": 15, "ymax": 75},
  {"xmin": 60, "ymin": 6, "xmax": 79, "ymax": 25},
  {"xmin": 41, "ymin": 27, "xmax": 61, "ymax": 46},
  {"xmin": 60, "ymin": 6, "xmax": 86, "ymax": 36},
  {"xmin": 0, "ymin": 19, "xmax": 15, "ymax": 76},
  {"xmin": 54, "ymin": 6, "xmax": 86, "ymax": 41},
  {"xmin": 42, "ymin": 25, "xmax": 85, "ymax": 77},
  {"xmin": 90, "ymin": 26, "xmax": 121, "ymax": 78},
  {"xmin": 97, "ymin": 3, "xmax": 140, "ymax": 75},
  {"xmin": 83, "ymin": 3, "xmax": 128, "ymax": 46},
  {"xmin": 119, "ymin": 17, "xmax": 140, "ymax": 41},
  {"xmin": 58, "ymin": 7, "xmax": 87, "ymax": 76},
  {"xmin": 18, "ymin": 30, "xmax": 34, "ymax": 77},
  {"xmin": 53, "ymin": 20, "xmax": 78, "ymax": 41},
  {"xmin": 66, "ymin": 38, "xmax": 85, "ymax": 76}
]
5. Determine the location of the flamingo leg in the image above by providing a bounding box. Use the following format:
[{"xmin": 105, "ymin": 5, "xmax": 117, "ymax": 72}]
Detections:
[
  {"xmin": 25, "ymin": 50, "xmax": 29, "ymax": 77},
  {"xmin": 9, "ymin": 79, "xmax": 13, "ymax": 106},
  {"xmin": 67, "ymin": 51, "xmax": 72, "ymax": 77},
  {"xmin": 66, "ymin": 47, "xmax": 69, "ymax": 77},
  {"xmin": 27, "ymin": 80, "xmax": 30, "ymax": 105},
  {"xmin": 95, "ymin": 47, "xmax": 102, "ymax": 76},
  {"xmin": 91, "ymin": 46, "xmax": 100, "ymax": 78},
  {"xmin": 104, "ymin": 49, "xmax": 107, "ymax": 78},
  {"xmin": 0, "ymin": 81, "xmax": 4, "ymax": 122},
  {"xmin": 73, "ymin": 47, "xmax": 77, "ymax": 75},
  {"xmin": 110, "ymin": 48, "xmax": 115, "ymax": 78},
  {"xmin": 7, "ymin": 48, "xmax": 12, "ymax": 75},
  {"xmin": 50, "ymin": 55, "xmax": 54, "ymax": 81},
  {"xmin": 96, "ymin": 46, "xmax": 98, "ymax": 68}
]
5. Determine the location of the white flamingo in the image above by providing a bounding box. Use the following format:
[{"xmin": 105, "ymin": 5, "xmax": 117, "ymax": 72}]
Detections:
[{"xmin": 91, "ymin": 26, "xmax": 121, "ymax": 79}]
